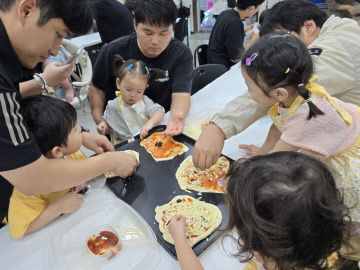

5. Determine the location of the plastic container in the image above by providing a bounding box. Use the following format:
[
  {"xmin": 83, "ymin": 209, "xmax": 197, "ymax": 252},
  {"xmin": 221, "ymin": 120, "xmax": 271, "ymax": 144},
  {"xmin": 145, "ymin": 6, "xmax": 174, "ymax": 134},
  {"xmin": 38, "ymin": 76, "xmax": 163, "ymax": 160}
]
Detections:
[
  {"xmin": 86, "ymin": 225, "xmax": 121, "ymax": 261},
  {"xmin": 51, "ymin": 202, "xmax": 159, "ymax": 270}
]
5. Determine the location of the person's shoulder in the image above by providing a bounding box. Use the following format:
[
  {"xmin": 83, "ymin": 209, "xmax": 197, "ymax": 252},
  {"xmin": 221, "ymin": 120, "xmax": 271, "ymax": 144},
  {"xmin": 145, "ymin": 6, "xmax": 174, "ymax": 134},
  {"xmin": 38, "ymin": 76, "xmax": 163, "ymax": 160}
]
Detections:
[
  {"xmin": 216, "ymin": 10, "xmax": 242, "ymax": 29},
  {"xmin": 168, "ymin": 38, "xmax": 192, "ymax": 57},
  {"xmin": 105, "ymin": 32, "xmax": 137, "ymax": 51},
  {"xmin": 315, "ymin": 16, "xmax": 360, "ymax": 46}
]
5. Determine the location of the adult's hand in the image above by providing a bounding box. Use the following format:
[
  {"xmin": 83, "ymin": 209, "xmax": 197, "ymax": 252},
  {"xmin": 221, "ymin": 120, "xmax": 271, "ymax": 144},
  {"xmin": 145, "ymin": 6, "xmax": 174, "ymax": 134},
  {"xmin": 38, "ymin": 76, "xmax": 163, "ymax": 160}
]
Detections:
[
  {"xmin": 164, "ymin": 114, "xmax": 185, "ymax": 136},
  {"xmin": 110, "ymin": 151, "xmax": 139, "ymax": 178},
  {"xmin": 193, "ymin": 123, "xmax": 225, "ymax": 170},
  {"xmin": 42, "ymin": 60, "xmax": 75, "ymax": 87},
  {"xmin": 82, "ymin": 132, "xmax": 114, "ymax": 154}
]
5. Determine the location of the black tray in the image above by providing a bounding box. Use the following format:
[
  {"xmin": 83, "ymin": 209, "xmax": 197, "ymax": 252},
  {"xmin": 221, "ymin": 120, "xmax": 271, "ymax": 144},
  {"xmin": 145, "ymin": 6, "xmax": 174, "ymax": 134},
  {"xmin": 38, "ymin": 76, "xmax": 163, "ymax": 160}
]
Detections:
[{"xmin": 106, "ymin": 125, "xmax": 231, "ymax": 259}]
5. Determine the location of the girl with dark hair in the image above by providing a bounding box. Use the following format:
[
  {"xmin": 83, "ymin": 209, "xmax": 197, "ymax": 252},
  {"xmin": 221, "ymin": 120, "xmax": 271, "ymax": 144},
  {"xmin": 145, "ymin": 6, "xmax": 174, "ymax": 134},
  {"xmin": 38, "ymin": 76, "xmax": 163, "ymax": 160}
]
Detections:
[
  {"xmin": 97, "ymin": 55, "xmax": 165, "ymax": 141},
  {"xmin": 239, "ymin": 32, "xmax": 360, "ymax": 259},
  {"xmin": 168, "ymin": 152, "xmax": 348, "ymax": 270}
]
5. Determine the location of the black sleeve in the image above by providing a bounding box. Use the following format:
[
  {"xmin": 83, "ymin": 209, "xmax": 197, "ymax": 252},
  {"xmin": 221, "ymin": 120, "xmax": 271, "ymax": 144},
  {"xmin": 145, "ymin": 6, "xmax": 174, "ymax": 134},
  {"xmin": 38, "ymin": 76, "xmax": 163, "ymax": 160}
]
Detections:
[
  {"xmin": 224, "ymin": 20, "xmax": 245, "ymax": 61},
  {"xmin": 172, "ymin": 46, "xmax": 193, "ymax": 93},
  {"xmin": 0, "ymin": 88, "xmax": 41, "ymax": 171},
  {"xmin": 91, "ymin": 43, "xmax": 116, "ymax": 95}
]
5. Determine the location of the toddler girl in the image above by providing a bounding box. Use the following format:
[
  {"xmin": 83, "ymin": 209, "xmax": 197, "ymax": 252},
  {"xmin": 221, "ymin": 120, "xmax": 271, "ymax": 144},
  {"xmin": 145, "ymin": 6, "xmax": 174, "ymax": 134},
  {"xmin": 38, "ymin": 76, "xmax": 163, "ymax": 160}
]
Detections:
[
  {"xmin": 239, "ymin": 32, "xmax": 360, "ymax": 260},
  {"xmin": 169, "ymin": 152, "xmax": 348, "ymax": 270},
  {"xmin": 97, "ymin": 55, "xmax": 165, "ymax": 141}
]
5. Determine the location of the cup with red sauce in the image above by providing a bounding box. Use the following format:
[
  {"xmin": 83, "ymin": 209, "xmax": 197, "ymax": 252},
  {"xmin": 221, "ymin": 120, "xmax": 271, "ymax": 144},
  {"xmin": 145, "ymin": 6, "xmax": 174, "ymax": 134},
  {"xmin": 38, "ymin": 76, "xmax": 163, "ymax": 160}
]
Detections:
[{"xmin": 87, "ymin": 225, "xmax": 122, "ymax": 261}]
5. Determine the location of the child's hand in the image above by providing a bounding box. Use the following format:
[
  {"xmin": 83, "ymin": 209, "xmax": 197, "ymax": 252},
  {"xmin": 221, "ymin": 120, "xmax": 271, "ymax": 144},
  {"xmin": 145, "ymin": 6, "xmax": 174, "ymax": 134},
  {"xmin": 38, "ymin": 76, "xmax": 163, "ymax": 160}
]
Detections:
[
  {"xmin": 53, "ymin": 191, "xmax": 84, "ymax": 215},
  {"xmin": 168, "ymin": 215, "xmax": 187, "ymax": 243},
  {"xmin": 140, "ymin": 121, "xmax": 154, "ymax": 139},
  {"xmin": 238, "ymin": 144, "xmax": 265, "ymax": 156},
  {"xmin": 244, "ymin": 24, "xmax": 254, "ymax": 32},
  {"xmin": 97, "ymin": 121, "xmax": 112, "ymax": 135}
]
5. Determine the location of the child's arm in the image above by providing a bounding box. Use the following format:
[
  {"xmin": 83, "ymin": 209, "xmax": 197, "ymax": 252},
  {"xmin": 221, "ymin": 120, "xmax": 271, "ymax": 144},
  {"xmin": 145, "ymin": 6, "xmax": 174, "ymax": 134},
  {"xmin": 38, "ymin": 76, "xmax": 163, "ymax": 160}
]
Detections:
[
  {"xmin": 140, "ymin": 109, "xmax": 165, "ymax": 139},
  {"xmin": 269, "ymin": 139, "xmax": 299, "ymax": 153},
  {"xmin": 239, "ymin": 123, "xmax": 281, "ymax": 156},
  {"xmin": 24, "ymin": 190, "xmax": 84, "ymax": 235},
  {"xmin": 168, "ymin": 215, "xmax": 204, "ymax": 270}
]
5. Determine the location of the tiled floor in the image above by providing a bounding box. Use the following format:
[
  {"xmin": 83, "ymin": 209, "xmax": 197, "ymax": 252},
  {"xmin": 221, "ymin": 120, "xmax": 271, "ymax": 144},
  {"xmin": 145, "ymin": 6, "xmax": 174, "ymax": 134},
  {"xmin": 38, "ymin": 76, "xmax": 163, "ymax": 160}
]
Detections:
[{"xmin": 77, "ymin": 32, "xmax": 211, "ymax": 133}]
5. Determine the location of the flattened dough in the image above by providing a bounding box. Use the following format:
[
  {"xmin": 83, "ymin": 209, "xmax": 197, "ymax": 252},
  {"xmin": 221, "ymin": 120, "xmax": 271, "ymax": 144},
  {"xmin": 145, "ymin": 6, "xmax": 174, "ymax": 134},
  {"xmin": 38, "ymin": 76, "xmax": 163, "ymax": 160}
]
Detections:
[
  {"xmin": 140, "ymin": 132, "xmax": 188, "ymax": 162},
  {"xmin": 155, "ymin": 195, "xmax": 222, "ymax": 247},
  {"xmin": 176, "ymin": 156, "xmax": 229, "ymax": 193},
  {"xmin": 105, "ymin": 150, "xmax": 139, "ymax": 178}
]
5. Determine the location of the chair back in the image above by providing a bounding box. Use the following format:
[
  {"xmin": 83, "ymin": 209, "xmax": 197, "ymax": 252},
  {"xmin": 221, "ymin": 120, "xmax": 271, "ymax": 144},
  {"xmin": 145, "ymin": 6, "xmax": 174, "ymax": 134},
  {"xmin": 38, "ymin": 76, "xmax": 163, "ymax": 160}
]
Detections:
[
  {"xmin": 62, "ymin": 39, "xmax": 93, "ymax": 109},
  {"xmin": 191, "ymin": 64, "xmax": 228, "ymax": 95},
  {"xmin": 193, "ymin": 44, "xmax": 208, "ymax": 68}
]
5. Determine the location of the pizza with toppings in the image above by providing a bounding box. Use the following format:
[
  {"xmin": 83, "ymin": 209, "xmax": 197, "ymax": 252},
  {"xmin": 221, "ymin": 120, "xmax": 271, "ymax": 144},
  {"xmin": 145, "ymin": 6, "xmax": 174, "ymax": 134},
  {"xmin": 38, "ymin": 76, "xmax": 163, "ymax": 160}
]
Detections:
[
  {"xmin": 140, "ymin": 132, "xmax": 188, "ymax": 161},
  {"xmin": 176, "ymin": 156, "xmax": 230, "ymax": 193},
  {"xmin": 155, "ymin": 195, "xmax": 222, "ymax": 247}
]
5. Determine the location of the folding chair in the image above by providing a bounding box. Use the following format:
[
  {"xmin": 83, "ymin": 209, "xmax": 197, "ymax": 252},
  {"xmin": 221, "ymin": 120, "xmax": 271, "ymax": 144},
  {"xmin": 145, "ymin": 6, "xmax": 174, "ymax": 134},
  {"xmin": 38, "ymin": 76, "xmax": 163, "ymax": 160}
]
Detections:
[{"xmin": 193, "ymin": 44, "xmax": 208, "ymax": 68}]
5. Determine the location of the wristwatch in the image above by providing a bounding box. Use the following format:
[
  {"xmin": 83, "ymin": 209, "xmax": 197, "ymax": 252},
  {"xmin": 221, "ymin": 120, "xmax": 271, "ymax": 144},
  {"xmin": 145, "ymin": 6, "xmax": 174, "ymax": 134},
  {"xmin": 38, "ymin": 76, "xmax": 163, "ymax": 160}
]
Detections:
[{"xmin": 80, "ymin": 126, "xmax": 90, "ymax": 133}]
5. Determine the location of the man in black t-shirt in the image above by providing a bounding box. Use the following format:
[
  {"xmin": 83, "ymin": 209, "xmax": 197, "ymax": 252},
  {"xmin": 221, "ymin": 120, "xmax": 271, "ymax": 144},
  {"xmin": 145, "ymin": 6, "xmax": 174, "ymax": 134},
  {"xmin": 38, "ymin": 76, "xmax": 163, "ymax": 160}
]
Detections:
[
  {"xmin": 93, "ymin": 0, "xmax": 134, "ymax": 44},
  {"xmin": 90, "ymin": 0, "xmax": 193, "ymax": 136},
  {"xmin": 207, "ymin": 0, "xmax": 264, "ymax": 68},
  {"xmin": 0, "ymin": 0, "xmax": 138, "ymax": 222}
]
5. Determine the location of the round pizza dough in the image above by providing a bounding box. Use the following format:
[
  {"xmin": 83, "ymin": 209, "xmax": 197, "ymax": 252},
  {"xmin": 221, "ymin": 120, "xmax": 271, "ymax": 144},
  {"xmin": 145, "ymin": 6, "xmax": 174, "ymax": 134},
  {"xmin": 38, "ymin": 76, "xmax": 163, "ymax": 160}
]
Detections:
[
  {"xmin": 155, "ymin": 195, "xmax": 222, "ymax": 247},
  {"xmin": 176, "ymin": 156, "xmax": 229, "ymax": 193}
]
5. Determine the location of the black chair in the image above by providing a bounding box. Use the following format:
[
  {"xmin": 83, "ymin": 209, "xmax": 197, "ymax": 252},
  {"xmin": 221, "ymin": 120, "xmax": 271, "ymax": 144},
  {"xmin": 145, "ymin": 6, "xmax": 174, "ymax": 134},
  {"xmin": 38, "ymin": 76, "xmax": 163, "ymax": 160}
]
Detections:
[
  {"xmin": 174, "ymin": 18, "xmax": 189, "ymax": 46},
  {"xmin": 191, "ymin": 64, "xmax": 228, "ymax": 95},
  {"xmin": 193, "ymin": 44, "xmax": 208, "ymax": 68}
]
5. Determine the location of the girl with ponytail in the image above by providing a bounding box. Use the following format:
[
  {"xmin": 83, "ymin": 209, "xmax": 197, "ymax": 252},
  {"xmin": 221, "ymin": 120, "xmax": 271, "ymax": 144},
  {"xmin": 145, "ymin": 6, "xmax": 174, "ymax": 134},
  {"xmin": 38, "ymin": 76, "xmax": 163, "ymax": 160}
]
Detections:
[
  {"xmin": 239, "ymin": 33, "xmax": 360, "ymax": 251},
  {"xmin": 97, "ymin": 55, "xmax": 165, "ymax": 141}
]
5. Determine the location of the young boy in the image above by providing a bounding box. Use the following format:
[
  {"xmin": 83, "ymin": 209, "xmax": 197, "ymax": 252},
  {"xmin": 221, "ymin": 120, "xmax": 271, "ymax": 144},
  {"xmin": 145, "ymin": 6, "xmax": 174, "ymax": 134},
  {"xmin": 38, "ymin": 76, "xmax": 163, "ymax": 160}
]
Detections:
[{"xmin": 8, "ymin": 95, "xmax": 87, "ymax": 238}]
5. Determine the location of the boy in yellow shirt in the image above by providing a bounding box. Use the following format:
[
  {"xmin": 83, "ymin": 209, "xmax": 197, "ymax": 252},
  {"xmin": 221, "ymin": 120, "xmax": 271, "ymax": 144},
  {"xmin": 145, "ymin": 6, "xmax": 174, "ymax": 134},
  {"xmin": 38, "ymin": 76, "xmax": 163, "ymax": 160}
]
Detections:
[{"xmin": 8, "ymin": 95, "xmax": 87, "ymax": 238}]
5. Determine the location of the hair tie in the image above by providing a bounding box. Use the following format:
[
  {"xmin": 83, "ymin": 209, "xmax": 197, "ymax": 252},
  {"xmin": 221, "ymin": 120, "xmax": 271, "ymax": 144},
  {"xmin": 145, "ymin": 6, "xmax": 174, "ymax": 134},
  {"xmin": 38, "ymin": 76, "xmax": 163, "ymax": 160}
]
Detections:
[
  {"xmin": 305, "ymin": 98, "xmax": 312, "ymax": 103},
  {"xmin": 245, "ymin": 52, "xmax": 259, "ymax": 66},
  {"xmin": 285, "ymin": 67, "xmax": 290, "ymax": 74},
  {"xmin": 127, "ymin": 64, "xmax": 134, "ymax": 70},
  {"xmin": 145, "ymin": 66, "xmax": 150, "ymax": 74},
  {"xmin": 298, "ymin": 83, "xmax": 304, "ymax": 87}
]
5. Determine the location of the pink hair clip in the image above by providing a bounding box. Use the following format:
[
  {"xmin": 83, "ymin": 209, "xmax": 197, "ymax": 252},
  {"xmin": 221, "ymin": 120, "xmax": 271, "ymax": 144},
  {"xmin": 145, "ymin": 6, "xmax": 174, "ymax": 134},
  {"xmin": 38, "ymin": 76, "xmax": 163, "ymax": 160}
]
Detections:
[{"xmin": 246, "ymin": 52, "xmax": 259, "ymax": 66}]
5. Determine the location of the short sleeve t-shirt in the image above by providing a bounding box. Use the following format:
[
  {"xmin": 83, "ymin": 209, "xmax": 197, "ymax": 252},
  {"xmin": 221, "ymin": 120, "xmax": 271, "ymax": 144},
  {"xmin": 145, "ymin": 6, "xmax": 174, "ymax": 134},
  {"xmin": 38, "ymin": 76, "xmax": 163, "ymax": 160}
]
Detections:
[
  {"xmin": 207, "ymin": 9, "xmax": 245, "ymax": 68},
  {"xmin": 92, "ymin": 32, "xmax": 193, "ymax": 112},
  {"xmin": 0, "ymin": 19, "xmax": 42, "ymax": 216}
]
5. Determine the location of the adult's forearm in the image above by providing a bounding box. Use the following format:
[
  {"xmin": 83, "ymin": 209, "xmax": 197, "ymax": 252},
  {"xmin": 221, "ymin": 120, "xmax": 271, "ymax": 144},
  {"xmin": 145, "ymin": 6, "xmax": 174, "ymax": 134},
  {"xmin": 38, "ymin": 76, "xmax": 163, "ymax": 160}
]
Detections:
[
  {"xmin": 89, "ymin": 83, "xmax": 106, "ymax": 125},
  {"xmin": 1, "ymin": 153, "xmax": 116, "ymax": 196},
  {"xmin": 19, "ymin": 80, "xmax": 43, "ymax": 98},
  {"xmin": 210, "ymin": 92, "xmax": 269, "ymax": 139},
  {"xmin": 170, "ymin": 93, "xmax": 191, "ymax": 118}
]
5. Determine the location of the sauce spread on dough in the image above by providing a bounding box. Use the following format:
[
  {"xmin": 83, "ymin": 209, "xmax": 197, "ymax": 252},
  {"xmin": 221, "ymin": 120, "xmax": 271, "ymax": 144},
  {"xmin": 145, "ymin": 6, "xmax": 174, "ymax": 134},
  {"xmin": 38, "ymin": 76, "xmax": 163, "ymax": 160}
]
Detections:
[
  {"xmin": 140, "ymin": 132, "xmax": 186, "ymax": 159},
  {"xmin": 182, "ymin": 157, "xmax": 229, "ymax": 192},
  {"xmin": 87, "ymin": 231, "xmax": 120, "ymax": 255}
]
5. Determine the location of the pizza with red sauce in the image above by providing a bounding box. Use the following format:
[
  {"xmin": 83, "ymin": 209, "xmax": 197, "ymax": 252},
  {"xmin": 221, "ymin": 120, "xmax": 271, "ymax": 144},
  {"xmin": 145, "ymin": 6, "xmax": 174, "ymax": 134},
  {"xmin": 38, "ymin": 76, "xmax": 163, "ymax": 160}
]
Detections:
[{"xmin": 140, "ymin": 132, "xmax": 188, "ymax": 161}]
